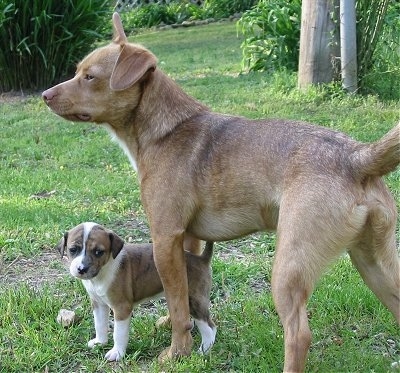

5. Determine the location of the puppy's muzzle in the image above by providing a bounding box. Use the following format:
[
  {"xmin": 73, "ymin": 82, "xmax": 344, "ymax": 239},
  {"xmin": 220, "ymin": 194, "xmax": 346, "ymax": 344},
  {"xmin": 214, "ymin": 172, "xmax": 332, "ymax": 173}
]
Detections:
[{"xmin": 77, "ymin": 264, "xmax": 89, "ymax": 275}]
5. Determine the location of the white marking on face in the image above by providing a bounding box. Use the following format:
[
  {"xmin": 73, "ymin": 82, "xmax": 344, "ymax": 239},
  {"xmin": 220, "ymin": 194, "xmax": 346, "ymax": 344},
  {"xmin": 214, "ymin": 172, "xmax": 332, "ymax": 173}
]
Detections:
[
  {"xmin": 194, "ymin": 319, "xmax": 217, "ymax": 354},
  {"xmin": 83, "ymin": 222, "xmax": 98, "ymax": 249},
  {"xmin": 69, "ymin": 222, "xmax": 98, "ymax": 278}
]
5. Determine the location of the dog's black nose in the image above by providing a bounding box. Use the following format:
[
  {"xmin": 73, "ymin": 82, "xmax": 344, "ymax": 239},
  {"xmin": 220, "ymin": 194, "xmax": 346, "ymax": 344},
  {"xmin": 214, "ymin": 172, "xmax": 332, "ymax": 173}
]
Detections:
[{"xmin": 77, "ymin": 265, "xmax": 89, "ymax": 275}]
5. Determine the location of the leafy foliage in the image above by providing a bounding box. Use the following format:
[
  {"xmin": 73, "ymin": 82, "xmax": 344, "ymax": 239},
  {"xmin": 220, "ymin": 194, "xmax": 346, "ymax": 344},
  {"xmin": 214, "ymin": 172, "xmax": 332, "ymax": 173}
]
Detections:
[
  {"xmin": 0, "ymin": 0, "xmax": 110, "ymax": 92},
  {"xmin": 356, "ymin": 0, "xmax": 390, "ymax": 81},
  {"xmin": 237, "ymin": 0, "xmax": 301, "ymax": 72},
  {"xmin": 120, "ymin": 0, "xmax": 257, "ymax": 30},
  {"xmin": 359, "ymin": 1, "xmax": 400, "ymax": 98},
  {"xmin": 203, "ymin": 0, "xmax": 257, "ymax": 19}
]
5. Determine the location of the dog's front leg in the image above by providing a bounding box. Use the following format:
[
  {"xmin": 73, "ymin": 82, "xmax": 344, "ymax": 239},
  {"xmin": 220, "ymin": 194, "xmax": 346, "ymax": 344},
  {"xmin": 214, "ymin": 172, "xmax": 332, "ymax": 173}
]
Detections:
[
  {"xmin": 153, "ymin": 234, "xmax": 193, "ymax": 361},
  {"xmin": 104, "ymin": 310, "xmax": 132, "ymax": 362},
  {"xmin": 88, "ymin": 299, "xmax": 109, "ymax": 348}
]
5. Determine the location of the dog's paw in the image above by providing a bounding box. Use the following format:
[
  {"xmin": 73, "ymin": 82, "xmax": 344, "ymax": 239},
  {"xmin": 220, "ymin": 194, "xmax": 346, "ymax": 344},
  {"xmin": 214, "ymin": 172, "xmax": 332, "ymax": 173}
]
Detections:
[
  {"xmin": 158, "ymin": 347, "xmax": 172, "ymax": 363},
  {"xmin": 158, "ymin": 339, "xmax": 193, "ymax": 363},
  {"xmin": 105, "ymin": 347, "xmax": 125, "ymax": 362},
  {"xmin": 88, "ymin": 337, "xmax": 108, "ymax": 348}
]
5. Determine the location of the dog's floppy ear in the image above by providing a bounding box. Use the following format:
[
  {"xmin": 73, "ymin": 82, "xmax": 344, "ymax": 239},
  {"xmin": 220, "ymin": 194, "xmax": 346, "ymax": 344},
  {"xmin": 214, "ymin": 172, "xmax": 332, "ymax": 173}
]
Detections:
[
  {"xmin": 112, "ymin": 12, "xmax": 128, "ymax": 44},
  {"xmin": 109, "ymin": 231, "xmax": 124, "ymax": 259},
  {"xmin": 110, "ymin": 44, "xmax": 157, "ymax": 91},
  {"xmin": 55, "ymin": 232, "xmax": 68, "ymax": 258}
]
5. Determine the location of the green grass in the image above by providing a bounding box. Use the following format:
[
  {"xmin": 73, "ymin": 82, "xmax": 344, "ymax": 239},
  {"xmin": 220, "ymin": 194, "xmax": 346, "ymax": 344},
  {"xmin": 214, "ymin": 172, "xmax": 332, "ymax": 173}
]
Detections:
[{"xmin": 0, "ymin": 22, "xmax": 399, "ymax": 372}]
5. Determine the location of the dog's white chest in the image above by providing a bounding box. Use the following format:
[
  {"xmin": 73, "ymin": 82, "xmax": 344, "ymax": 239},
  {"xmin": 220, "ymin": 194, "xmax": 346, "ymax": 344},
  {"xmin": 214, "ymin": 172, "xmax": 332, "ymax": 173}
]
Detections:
[
  {"xmin": 82, "ymin": 254, "xmax": 122, "ymax": 300},
  {"xmin": 104, "ymin": 125, "xmax": 138, "ymax": 172},
  {"xmin": 83, "ymin": 279, "xmax": 110, "ymax": 300}
]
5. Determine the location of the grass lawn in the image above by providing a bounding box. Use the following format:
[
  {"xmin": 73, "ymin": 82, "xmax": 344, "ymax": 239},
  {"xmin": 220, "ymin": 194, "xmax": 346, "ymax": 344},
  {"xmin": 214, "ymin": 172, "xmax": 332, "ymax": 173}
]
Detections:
[{"xmin": 0, "ymin": 21, "xmax": 399, "ymax": 372}]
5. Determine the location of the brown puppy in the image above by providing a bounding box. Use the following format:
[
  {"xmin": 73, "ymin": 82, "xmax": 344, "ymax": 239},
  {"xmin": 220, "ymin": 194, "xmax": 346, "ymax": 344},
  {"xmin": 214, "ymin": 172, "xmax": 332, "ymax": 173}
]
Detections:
[
  {"xmin": 57, "ymin": 222, "xmax": 216, "ymax": 361},
  {"xmin": 43, "ymin": 13, "xmax": 400, "ymax": 372}
]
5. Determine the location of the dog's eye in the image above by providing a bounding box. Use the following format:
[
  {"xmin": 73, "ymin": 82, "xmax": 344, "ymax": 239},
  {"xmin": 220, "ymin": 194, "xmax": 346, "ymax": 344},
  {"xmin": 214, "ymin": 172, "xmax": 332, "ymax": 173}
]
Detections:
[
  {"xmin": 85, "ymin": 74, "xmax": 94, "ymax": 81},
  {"xmin": 68, "ymin": 247, "xmax": 80, "ymax": 255},
  {"xmin": 94, "ymin": 249, "xmax": 104, "ymax": 257}
]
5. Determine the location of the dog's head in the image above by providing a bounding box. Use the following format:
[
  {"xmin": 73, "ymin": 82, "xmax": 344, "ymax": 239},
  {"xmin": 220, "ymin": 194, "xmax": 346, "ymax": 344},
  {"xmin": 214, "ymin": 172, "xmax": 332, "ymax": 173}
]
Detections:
[
  {"xmin": 56, "ymin": 222, "xmax": 124, "ymax": 280},
  {"xmin": 42, "ymin": 12, "xmax": 157, "ymax": 125}
]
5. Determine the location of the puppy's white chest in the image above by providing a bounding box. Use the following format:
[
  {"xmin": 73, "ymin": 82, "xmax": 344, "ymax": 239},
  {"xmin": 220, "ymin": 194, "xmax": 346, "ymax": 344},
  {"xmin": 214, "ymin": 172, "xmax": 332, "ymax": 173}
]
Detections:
[
  {"xmin": 82, "ymin": 255, "xmax": 121, "ymax": 302},
  {"xmin": 83, "ymin": 280, "xmax": 110, "ymax": 300}
]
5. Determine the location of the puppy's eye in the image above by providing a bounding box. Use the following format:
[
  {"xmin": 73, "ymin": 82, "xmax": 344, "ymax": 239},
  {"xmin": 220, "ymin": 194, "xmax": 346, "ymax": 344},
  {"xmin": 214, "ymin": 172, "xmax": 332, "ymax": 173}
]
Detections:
[
  {"xmin": 69, "ymin": 247, "xmax": 80, "ymax": 255},
  {"xmin": 94, "ymin": 249, "xmax": 104, "ymax": 257},
  {"xmin": 85, "ymin": 74, "xmax": 94, "ymax": 81}
]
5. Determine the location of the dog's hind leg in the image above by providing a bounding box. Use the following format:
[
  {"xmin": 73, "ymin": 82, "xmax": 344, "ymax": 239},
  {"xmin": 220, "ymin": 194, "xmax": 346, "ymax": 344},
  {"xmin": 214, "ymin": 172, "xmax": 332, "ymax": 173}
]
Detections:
[
  {"xmin": 190, "ymin": 295, "xmax": 217, "ymax": 354},
  {"xmin": 194, "ymin": 318, "xmax": 217, "ymax": 354},
  {"xmin": 271, "ymin": 237, "xmax": 314, "ymax": 373},
  {"xmin": 348, "ymin": 185, "xmax": 400, "ymax": 323},
  {"xmin": 271, "ymin": 188, "xmax": 367, "ymax": 372}
]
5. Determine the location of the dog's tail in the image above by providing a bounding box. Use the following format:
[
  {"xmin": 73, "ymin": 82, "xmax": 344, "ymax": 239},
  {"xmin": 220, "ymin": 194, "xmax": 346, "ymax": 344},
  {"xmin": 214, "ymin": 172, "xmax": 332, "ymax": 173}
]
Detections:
[
  {"xmin": 351, "ymin": 122, "xmax": 400, "ymax": 178},
  {"xmin": 201, "ymin": 241, "xmax": 214, "ymax": 263}
]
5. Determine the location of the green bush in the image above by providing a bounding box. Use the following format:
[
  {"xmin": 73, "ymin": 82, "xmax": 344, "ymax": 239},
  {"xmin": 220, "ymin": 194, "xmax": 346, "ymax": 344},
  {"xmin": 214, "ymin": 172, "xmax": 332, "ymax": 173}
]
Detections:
[
  {"xmin": 203, "ymin": 0, "xmax": 257, "ymax": 19},
  {"xmin": 0, "ymin": 0, "xmax": 110, "ymax": 92},
  {"xmin": 359, "ymin": 2, "xmax": 400, "ymax": 99},
  {"xmin": 120, "ymin": 0, "xmax": 257, "ymax": 31},
  {"xmin": 237, "ymin": 0, "xmax": 301, "ymax": 72}
]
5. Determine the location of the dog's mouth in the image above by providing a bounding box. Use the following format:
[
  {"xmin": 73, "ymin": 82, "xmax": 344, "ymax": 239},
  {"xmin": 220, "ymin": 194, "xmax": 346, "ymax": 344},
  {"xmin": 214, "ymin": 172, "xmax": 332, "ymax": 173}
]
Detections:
[
  {"xmin": 60, "ymin": 113, "xmax": 91, "ymax": 122},
  {"xmin": 74, "ymin": 270, "xmax": 99, "ymax": 280},
  {"xmin": 74, "ymin": 114, "xmax": 91, "ymax": 122}
]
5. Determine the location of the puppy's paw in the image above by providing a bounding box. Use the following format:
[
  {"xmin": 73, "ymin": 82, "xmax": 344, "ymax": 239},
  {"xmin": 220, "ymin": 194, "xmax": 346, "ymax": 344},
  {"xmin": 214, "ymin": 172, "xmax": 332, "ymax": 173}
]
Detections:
[
  {"xmin": 88, "ymin": 337, "xmax": 108, "ymax": 348},
  {"xmin": 105, "ymin": 347, "xmax": 125, "ymax": 361}
]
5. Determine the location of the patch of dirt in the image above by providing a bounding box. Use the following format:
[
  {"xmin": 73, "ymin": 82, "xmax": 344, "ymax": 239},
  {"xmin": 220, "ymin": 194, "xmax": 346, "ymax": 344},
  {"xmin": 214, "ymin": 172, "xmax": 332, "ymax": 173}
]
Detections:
[{"xmin": 0, "ymin": 250, "xmax": 68, "ymax": 290}]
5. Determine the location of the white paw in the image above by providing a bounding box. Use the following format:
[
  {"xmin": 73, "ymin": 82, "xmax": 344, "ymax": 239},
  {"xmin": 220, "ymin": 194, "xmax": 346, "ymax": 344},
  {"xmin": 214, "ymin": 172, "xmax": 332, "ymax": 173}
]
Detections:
[
  {"xmin": 88, "ymin": 337, "xmax": 107, "ymax": 348},
  {"xmin": 105, "ymin": 346, "xmax": 125, "ymax": 361}
]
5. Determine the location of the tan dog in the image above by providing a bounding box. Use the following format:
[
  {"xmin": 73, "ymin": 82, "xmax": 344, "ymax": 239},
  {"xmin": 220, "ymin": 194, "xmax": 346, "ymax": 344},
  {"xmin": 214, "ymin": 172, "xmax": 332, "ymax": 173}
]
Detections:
[
  {"xmin": 57, "ymin": 222, "xmax": 216, "ymax": 361},
  {"xmin": 43, "ymin": 13, "xmax": 400, "ymax": 372}
]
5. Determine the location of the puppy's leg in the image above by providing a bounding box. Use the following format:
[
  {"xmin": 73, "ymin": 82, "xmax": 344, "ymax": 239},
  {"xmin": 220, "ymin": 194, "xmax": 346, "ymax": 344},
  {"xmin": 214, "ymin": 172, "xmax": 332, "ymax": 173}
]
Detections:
[
  {"xmin": 190, "ymin": 295, "xmax": 216, "ymax": 354},
  {"xmin": 105, "ymin": 307, "xmax": 132, "ymax": 361},
  {"xmin": 194, "ymin": 318, "xmax": 216, "ymax": 354},
  {"xmin": 348, "ymin": 192, "xmax": 400, "ymax": 323},
  {"xmin": 88, "ymin": 299, "xmax": 109, "ymax": 348},
  {"xmin": 153, "ymin": 234, "xmax": 193, "ymax": 361}
]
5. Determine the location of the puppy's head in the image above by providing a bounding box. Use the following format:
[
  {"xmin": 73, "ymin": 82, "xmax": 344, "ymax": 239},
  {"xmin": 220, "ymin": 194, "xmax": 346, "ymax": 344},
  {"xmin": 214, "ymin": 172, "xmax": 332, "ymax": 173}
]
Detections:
[{"xmin": 56, "ymin": 222, "xmax": 124, "ymax": 280}]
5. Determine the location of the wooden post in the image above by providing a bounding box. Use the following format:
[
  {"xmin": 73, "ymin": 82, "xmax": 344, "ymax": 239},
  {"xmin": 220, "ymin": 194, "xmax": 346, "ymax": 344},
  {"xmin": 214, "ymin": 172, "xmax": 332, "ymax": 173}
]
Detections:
[
  {"xmin": 340, "ymin": 0, "xmax": 357, "ymax": 93},
  {"xmin": 298, "ymin": 0, "xmax": 339, "ymax": 89}
]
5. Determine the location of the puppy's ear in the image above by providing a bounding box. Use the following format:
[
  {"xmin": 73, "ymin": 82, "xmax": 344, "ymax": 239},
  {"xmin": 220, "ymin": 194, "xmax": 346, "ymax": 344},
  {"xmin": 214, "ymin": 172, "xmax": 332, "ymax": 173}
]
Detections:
[
  {"xmin": 109, "ymin": 232, "xmax": 124, "ymax": 259},
  {"xmin": 110, "ymin": 44, "xmax": 157, "ymax": 91},
  {"xmin": 55, "ymin": 232, "xmax": 68, "ymax": 258}
]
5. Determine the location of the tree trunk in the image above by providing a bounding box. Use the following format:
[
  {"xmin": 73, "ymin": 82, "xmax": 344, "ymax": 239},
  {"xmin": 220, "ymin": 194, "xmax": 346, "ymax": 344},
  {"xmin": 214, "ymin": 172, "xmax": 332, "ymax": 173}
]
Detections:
[{"xmin": 298, "ymin": 0, "xmax": 339, "ymax": 89}]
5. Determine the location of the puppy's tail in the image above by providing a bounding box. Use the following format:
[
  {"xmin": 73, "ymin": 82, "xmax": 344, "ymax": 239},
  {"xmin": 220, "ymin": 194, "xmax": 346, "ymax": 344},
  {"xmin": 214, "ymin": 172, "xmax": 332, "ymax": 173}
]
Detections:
[
  {"xmin": 201, "ymin": 241, "xmax": 214, "ymax": 263},
  {"xmin": 351, "ymin": 122, "xmax": 400, "ymax": 178}
]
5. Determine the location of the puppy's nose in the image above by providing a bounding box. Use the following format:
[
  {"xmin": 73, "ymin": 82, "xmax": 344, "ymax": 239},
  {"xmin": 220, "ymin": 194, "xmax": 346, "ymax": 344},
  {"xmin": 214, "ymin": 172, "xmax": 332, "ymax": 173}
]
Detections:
[
  {"xmin": 77, "ymin": 264, "xmax": 89, "ymax": 275},
  {"xmin": 42, "ymin": 88, "xmax": 56, "ymax": 102}
]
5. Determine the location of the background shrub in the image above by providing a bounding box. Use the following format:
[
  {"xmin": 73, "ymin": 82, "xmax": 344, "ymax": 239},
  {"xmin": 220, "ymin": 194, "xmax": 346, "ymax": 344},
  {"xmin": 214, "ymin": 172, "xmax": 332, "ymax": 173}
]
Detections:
[
  {"xmin": 237, "ymin": 0, "xmax": 301, "ymax": 72},
  {"xmin": 238, "ymin": 0, "xmax": 399, "ymax": 99},
  {"xmin": 359, "ymin": 1, "xmax": 400, "ymax": 99},
  {"xmin": 0, "ymin": 0, "xmax": 110, "ymax": 92},
  {"xmin": 203, "ymin": 0, "xmax": 257, "ymax": 19},
  {"xmin": 120, "ymin": 0, "xmax": 257, "ymax": 31}
]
